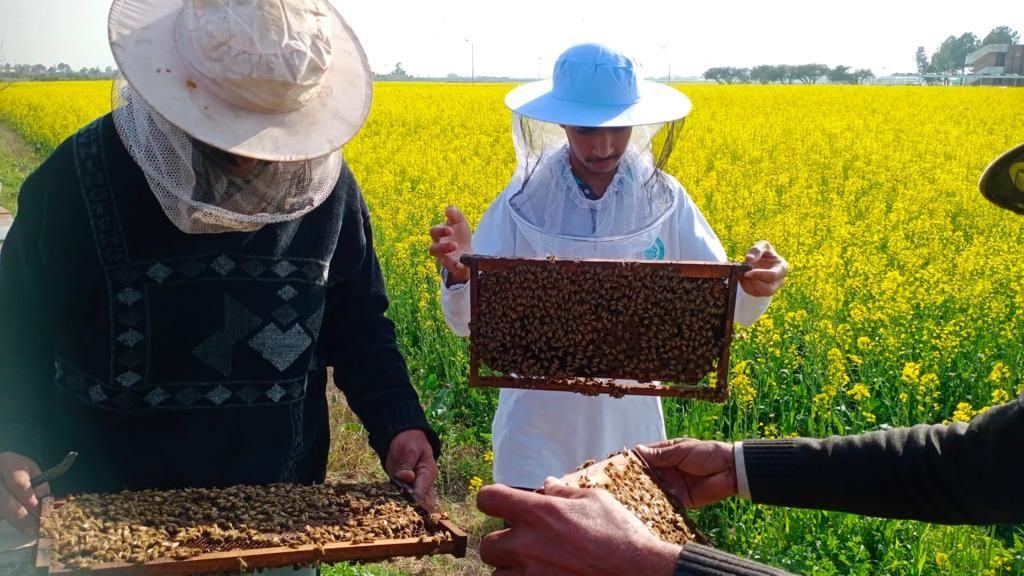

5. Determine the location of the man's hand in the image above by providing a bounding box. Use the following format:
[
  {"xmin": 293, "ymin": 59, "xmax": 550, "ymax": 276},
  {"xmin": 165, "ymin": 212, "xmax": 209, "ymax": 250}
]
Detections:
[
  {"xmin": 740, "ymin": 240, "xmax": 789, "ymax": 297},
  {"xmin": 0, "ymin": 452, "xmax": 47, "ymax": 535},
  {"xmin": 477, "ymin": 478, "xmax": 681, "ymax": 576},
  {"xmin": 428, "ymin": 206, "xmax": 473, "ymax": 287},
  {"xmin": 384, "ymin": 429, "xmax": 439, "ymax": 512},
  {"xmin": 636, "ymin": 439, "xmax": 738, "ymax": 508}
]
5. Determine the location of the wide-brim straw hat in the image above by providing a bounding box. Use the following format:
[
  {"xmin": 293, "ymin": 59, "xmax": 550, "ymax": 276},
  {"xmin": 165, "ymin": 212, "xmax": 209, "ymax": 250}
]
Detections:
[
  {"xmin": 979, "ymin": 142, "xmax": 1024, "ymax": 215},
  {"xmin": 505, "ymin": 43, "xmax": 691, "ymax": 127},
  {"xmin": 109, "ymin": 0, "xmax": 372, "ymax": 161}
]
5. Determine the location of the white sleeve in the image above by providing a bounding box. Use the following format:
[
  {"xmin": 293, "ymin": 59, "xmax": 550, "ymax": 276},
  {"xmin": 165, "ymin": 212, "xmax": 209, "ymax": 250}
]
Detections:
[
  {"xmin": 440, "ymin": 271, "xmax": 472, "ymax": 337},
  {"xmin": 734, "ymin": 286, "xmax": 772, "ymax": 327},
  {"xmin": 669, "ymin": 183, "xmax": 773, "ymax": 327},
  {"xmin": 439, "ymin": 190, "xmax": 517, "ymax": 337},
  {"xmin": 734, "ymin": 441, "xmax": 752, "ymax": 500}
]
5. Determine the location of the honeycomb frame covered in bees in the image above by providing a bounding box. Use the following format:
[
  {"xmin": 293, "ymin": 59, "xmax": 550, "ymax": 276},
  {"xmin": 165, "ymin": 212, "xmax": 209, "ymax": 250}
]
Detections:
[
  {"xmin": 35, "ymin": 482, "xmax": 467, "ymax": 575},
  {"xmin": 560, "ymin": 449, "xmax": 708, "ymax": 547},
  {"xmin": 463, "ymin": 255, "xmax": 747, "ymax": 400}
]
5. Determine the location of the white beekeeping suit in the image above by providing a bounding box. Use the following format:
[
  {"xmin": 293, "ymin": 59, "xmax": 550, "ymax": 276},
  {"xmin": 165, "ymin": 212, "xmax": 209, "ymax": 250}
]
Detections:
[{"xmin": 441, "ymin": 44, "xmax": 772, "ymax": 488}]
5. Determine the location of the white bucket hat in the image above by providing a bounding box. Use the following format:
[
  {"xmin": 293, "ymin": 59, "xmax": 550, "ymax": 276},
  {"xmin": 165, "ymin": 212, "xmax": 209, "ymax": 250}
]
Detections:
[
  {"xmin": 109, "ymin": 0, "xmax": 372, "ymax": 161},
  {"xmin": 505, "ymin": 43, "xmax": 691, "ymax": 127}
]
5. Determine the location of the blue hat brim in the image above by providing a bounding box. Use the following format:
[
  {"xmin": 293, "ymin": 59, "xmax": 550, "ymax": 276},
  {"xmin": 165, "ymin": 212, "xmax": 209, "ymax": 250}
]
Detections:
[{"xmin": 505, "ymin": 79, "xmax": 692, "ymax": 127}]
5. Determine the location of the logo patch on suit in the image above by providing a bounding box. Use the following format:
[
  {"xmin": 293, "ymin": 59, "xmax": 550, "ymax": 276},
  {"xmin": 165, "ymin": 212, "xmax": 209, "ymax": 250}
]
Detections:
[{"xmin": 644, "ymin": 238, "xmax": 665, "ymax": 260}]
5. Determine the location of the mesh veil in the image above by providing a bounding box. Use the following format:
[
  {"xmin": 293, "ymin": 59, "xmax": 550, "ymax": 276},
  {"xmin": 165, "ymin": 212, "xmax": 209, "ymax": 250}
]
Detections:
[
  {"xmin": 111, "ymin": 77, "xmax": 343, "ymax": 234},
  {"xmin": 505, "ymin": 114, "xmax": 686, "ymax": 258}
]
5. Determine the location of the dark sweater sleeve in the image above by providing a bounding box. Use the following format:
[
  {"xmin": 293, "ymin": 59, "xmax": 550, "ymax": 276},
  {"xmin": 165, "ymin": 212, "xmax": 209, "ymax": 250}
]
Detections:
[
  {"xmin": 674, "ymin": 544, "xmax": 797, "ymax": 576},
  {"xmin": 325, "ymin": 169, "xmax": 441, "ymax": 464},
  {"xmin": 743, "ymin": 394, "xmax": 1024, "ymax": 524},
  {"xmin": 0, "ymin": 168, "xmax": 54, "ymax": 461}
]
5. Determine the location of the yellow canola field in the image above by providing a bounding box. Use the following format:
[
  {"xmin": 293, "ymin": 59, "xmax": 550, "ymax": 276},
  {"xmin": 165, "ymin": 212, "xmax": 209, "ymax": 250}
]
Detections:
[
  {"xmin": 2, "ymin": 80, "xmax": 1022, "ymax": 435},
  {"xmin": 2, "ymin": 80, "xmax": 1023, "ymax": 575}
]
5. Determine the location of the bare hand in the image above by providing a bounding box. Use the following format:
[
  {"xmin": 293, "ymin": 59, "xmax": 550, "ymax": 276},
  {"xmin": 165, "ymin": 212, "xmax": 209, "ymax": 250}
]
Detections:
[
  {"xmin": 477, "ymin": 478, "xmax": 681, "ymax": 576},
  {"xmin": 428, "ymin": 206, "xmax": 473, "ymax": 286},
  {"xmin": 636, "ymin": 439, "xmax": 738, "ymax": 508},
  {"xmin": 0, "ymin": 452, "xmax": 47, "ymax": 535},
  {"xmin": 384, "ymin": 430, "xmax": 439, "ymax": 512},
  {"xmin": 740, "ymin": 240, "xmax": 789, "ymax": 297}
]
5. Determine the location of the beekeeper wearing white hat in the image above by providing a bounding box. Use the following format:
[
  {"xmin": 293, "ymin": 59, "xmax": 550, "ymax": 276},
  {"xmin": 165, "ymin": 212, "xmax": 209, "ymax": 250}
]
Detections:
[
  {"xmin": 429, "ymin": 43, "xmax": 789, "ymax": 489},
  {"xmin": 0, "ymin": 0, "xmax": 440, "ymax": 532}
]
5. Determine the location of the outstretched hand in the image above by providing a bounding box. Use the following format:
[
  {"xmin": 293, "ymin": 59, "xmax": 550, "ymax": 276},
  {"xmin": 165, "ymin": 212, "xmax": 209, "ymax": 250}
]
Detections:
[
  {"xmin": 477, "ymin": 478, "xmax": 681, "ymax": 576},
  {"xmin": 636, "ymin": 439, "xmax": 739, "ymax": 508},
  {"xmin": 740, "ymin": 240, "xmax": 789, "ymax": 297},
  {"xmin": 428, "ymin": 206, "xmax": 473, "ymax": 286}
]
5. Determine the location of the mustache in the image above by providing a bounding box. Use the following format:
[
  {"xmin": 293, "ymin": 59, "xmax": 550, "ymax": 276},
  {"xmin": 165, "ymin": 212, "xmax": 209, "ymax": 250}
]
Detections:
[{"xmin": 586, "ymin": 153, "xmax": 622, "ymax": 163}]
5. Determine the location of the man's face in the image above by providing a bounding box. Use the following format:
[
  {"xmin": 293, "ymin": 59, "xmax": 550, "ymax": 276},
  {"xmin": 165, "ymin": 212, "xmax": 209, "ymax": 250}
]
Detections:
[
  {"xmin": 563, "ymin": 126, "xmax": 633, "ymax": 176},
  {"xmin": 195, "ymin": 140, "xmax": 269, "ymax": 177}
]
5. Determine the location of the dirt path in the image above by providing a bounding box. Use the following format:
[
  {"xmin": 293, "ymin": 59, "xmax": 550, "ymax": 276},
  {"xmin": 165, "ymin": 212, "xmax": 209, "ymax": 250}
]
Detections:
[{"xmin": 0, "ymin": 120, "xmax": 42, "ymax": 215}]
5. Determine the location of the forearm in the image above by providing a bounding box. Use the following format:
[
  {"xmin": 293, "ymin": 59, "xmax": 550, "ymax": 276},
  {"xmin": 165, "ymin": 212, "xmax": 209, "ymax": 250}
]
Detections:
[
  {"xmin": 732, "ymin": 287, "xmax": 771, "ymax": 327},
  {"xmin": 439, "ymin": 271, "xmax": 471, "ymax": 336},
  {"xmin": 0, "ymin": 188, "xmax": 53, "ymax": 460},
  {"xmin": 329, "ymin": 196, "xmax": 440, "ymax": 463},
  {"xmin": 334, "ymin": 312, "xmax": 440, "ymax": 461},
  {"xmin": 0, "ymin": 318, "xmax": 49, "ymax": 459},
  {"xmin": 743, "ymin": 395, "xmax": 1024, "ymax": 524},
  {"xmin": 675, "ymin": 544, "xmax": 797, "ymax": 576}
]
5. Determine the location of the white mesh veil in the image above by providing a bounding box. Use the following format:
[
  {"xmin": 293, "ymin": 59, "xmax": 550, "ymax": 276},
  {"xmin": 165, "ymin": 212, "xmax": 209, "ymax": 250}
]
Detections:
[
  {"xmin": 111, "ymin": 77, "xmax": 343, "ymax": 234},
  {"xmin": 505, "ymin": 113, "xmax": 686, "ymax": 258}
]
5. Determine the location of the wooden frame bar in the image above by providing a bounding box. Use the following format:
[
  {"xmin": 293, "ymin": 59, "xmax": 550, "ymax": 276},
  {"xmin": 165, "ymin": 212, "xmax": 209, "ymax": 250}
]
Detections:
[
  {"xmin": 35, "ymin": 498, "xmax": 467, "ymax": 575},
  {"xmin": 463, "ymin": 255, "xmax": 748, "ymax": 402}
]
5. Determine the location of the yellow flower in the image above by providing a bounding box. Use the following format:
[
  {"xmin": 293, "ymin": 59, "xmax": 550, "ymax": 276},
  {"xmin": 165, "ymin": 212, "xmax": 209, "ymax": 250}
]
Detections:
[
  {"xmin": 484, "ymin": 450, "xmax": 494, "ymax": 463},
  {"xmin": 934, "ymin": 552, "xmax": 949, "ymax": 568},
  {"xmin": 862, "ymin": 411, "xmax": 876, "ymax": 424},
  {"xmin": 989, "ymin": 362, "xmax": 1011, "ymax": 383},
  {"xmin": 901, "ymin": 362, "xmax": 921, "ymax": 384},
  {"xmin": 468, "ymin": 476, "xmax": 484, "ymax": 494},
  {"xmin": 827, "ymin": 348, "xmax": 849, "ymax": 388},
  {"xmin": 730, "ymin": 361, "xmax": 755, "ymax": 407},
  {"xmin": 991, "ymin": 388, "xmax": 1011, "ymax": 405},
  {"xmin": 898, "ymin": 392, "xmax": 909, "ymax": 403},
  {"xmin": 731, "ymin": 374, "xmax": 756, "ymax": 407},
  {"xmin": 847, "ymin": 383, "xmax": 870, "ymax": 401},
  {"xmin": 856, "ymin": 336, "xmax": 872, "ymax": 350},
  {"xmin": 952, "ymin": 402, "xmax": 975, "ymax": 423},
  {"xmin": 812, "ymin": 387, "xmax": 838, "ymax": 414}
]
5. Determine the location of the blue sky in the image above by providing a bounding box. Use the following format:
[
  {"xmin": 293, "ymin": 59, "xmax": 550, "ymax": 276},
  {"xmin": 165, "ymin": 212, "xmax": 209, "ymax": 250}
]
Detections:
[{"xmin": 0, "ymin": 0, "xmax": 1020, "ymax": 78}]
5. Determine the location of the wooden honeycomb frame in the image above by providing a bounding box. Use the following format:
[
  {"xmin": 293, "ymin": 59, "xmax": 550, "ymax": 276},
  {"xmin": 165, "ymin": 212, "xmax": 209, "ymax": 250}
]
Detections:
[
  {"xmin": 463, "ymin": 255, "xmax": 749, "ymax": 401},
  {"xmin": 35, "ymin": 496, "xmax": 467, "ymax": 575}
]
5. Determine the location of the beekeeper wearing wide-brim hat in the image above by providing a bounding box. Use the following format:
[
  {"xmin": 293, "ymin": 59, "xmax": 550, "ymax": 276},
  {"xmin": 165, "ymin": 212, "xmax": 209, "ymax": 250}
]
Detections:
[
  {"xmin": 0, "ymin": 0, "xmax": 441, "ymax": 530},
  {"xmin": 109, "ymin": 0, "xmax": 372, "ymax": 234},
  {"xmin": 430, "ymin": 43, "xmax": 790, "ymax": 490}
]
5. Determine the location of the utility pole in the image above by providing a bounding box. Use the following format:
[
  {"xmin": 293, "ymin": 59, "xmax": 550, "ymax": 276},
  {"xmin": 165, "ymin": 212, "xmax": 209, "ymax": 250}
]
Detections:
[{"xmin": 662, "ymin": 44, "xmax": 672, "ymax": 83}]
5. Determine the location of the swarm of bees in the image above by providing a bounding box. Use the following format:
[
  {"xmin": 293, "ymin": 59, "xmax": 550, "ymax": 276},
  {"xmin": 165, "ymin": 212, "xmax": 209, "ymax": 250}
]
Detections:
[
  {"xmin": 41, "ymin": 482, "xmax": 451, "ymax": 569},
  {"xmin": 571, "ymin": 454, "xmax": 697, "ymax": 546},
  {"xmin": 473, "ymin": 261, "xmax": 728, "ymax": 384}
]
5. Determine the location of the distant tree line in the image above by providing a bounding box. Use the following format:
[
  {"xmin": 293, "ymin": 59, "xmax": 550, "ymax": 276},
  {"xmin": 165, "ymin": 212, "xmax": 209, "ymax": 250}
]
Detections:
[
  {"xmin": 702, "ymin": 64, "xmax": 874, "ymax": 85},
  {"xmin": 915, "ymin": 25, "xmax": 1019, "ymax": 76},
  {"xmin": 0, "ymin": 62, "xmax": 117, "ymax": 81}
]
